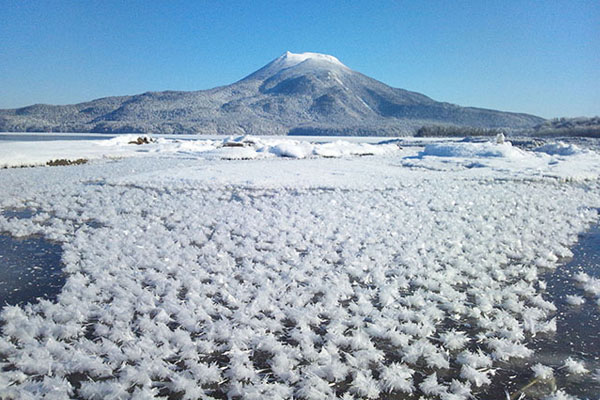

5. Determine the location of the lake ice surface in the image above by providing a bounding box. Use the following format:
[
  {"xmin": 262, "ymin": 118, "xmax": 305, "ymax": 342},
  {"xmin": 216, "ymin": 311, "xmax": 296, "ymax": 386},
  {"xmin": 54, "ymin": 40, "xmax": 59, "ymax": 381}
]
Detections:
[
  {"xmin": 0, "ymin": 135, "xmax": 599, "ymax": 399},
  {"xmin": 0, "ymin": 232, "xmax": 64, "ymax": 307}
]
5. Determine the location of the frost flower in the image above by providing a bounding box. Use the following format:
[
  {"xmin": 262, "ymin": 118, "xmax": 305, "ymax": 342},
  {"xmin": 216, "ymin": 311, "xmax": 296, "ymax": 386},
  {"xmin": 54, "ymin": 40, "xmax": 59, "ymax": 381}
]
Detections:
[
  {"xmin": 419, "ymin": 373, "xmax": 447, "ymax": 396},
  {"xmin": 563, "ymin": 357, "xmax": 589, "ymax": 375},
  {"xmin": 440, "ymin": 330, "xmax": 469, "ymax": 351},
  {"xmin": 379, "ymin": 363, "xmax": 414, "ymax": 393},
  {"xmin": 459, "ymin": 365, "xmax": 491, "ymax": 387},
  {"xmin": 543, "ymin": 389, "xmax": 578, "ymax": 400},
  {"xmin": 350, "ymin": 371, "xmax": 380, "ymax": 399},
  {"xmin": 531, "ymin": 363, "xmax": 554, "ymax": 380},
  {"xmin": 565, "ymin": 295, "xmax": 585, "ymax": 306}
]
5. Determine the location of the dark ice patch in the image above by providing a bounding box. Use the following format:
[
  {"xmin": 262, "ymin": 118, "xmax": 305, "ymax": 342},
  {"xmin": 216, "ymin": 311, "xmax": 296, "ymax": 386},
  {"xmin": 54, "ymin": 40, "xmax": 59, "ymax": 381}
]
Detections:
[{"xmin": 0, "ymin": 234, "xmax": 64, "ymax": 307}]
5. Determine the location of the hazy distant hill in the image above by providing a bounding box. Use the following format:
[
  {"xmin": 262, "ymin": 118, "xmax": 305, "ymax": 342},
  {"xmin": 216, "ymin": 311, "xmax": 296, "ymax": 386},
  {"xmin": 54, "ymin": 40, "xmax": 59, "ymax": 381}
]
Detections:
[{"xmin": 0, "ymin": 52, "xmax": 545, "ymax": 135}]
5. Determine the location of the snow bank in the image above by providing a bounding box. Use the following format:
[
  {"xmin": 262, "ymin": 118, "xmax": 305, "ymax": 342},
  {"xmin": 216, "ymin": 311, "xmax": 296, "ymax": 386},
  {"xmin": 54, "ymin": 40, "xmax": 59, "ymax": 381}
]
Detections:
[
  {"xmin": 0, "ymin": 135, "xmax": 398, "ymax": 168},
  {"xmin": 3, "ymin": 135, "xmax": 599, "ymax": 184},
  {"xmin": 421, "ymin": 141, "xmax": 526, "ymax": 159},
  {"xmin": 406, "ymin": 138, "xmax": 600, "ymax": 182},
  {"xmin": 534, "ymin": 141, "xmax": 586, "ymax": 156},
  {"xmin": 269, "ymin": 141, "xmax": 315, "ymax": 158}
]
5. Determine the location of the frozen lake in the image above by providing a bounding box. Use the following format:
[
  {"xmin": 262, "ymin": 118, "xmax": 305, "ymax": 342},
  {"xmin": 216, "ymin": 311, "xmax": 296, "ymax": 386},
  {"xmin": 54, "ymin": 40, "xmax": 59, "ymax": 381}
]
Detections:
[
  {"xmin": 0, "ymin": 134, "xmax": 599, "ymax": 399},
  {"xmin": 0, "ymin": 232, "xmax": 64, "ymax": 307},
  {"xmin": 1, "ymin": 219, "xmax": 598, "ymax": 398},
  {"xmin": 0, "ymin": 132, "xmax": 392, "ymax": 143},
  {"xmin": 481, "ymin": 224, "xmax": 600, "ymax": 398},
  {"xmin": 0, "ymin": 133, "xmax": 117, "ymax": 141}
]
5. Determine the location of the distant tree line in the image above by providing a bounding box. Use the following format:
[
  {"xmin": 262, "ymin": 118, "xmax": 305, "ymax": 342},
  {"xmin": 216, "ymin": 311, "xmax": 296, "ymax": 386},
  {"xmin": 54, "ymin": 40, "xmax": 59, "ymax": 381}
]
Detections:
[
  {"xmin": 415, "ymin": 125, "xmax": 504, "ymax": 137},
  {"xmin": 531, "ymin": 117, "xmax": 600, "ymax": 138}
]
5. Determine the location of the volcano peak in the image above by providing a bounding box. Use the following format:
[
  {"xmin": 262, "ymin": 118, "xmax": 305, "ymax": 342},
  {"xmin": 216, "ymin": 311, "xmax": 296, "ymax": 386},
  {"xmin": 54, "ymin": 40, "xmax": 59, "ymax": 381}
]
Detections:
[{"xmin": 278, "ymin": 51, "xmax": 347, "ymax": 69}]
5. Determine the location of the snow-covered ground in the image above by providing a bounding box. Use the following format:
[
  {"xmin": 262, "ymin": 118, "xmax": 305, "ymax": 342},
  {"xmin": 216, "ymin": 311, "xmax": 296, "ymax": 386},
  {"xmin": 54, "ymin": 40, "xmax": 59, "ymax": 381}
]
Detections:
[
  {"xmin": 0, "ymin": 135, "xmax": 599, "ymax": 399},
  {"xmin": 0, "ymin": 134, "xmax": 399, "ymax": 169}
]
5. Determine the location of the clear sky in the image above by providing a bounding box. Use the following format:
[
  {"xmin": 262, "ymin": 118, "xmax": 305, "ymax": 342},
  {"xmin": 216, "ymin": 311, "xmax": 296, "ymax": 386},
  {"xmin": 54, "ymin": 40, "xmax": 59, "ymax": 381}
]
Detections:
[{"xmin": 1, "ymin": 0, "xmax": 598, "ymax": 118}]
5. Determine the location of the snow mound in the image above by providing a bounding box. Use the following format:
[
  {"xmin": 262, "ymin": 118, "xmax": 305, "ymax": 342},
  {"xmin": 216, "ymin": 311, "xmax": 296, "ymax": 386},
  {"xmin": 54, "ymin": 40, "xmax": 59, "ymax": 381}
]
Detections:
[
  {"xmin": 269, "ymin": 141, "xmax": 315, "ymax": 158},
  {"xmin": 421, "ymin": 141, "xmax": 526, "ymax": 159},
  {"xmin": 219, "ymin": 136, "xmax": 397, "ymax": 160},
  {"xmin": 97, "ymin": 134, "xmax": 147, "ymax": 146},
  {"xmin": 534, "ymin": 142, "xmax": 587, "ymax": 156}
]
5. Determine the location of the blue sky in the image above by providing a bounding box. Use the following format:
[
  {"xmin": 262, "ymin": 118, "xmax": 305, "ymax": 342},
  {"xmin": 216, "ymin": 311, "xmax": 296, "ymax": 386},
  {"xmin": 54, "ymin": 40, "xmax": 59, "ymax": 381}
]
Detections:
[{"xmin": 1, "ymin": 0, "xmax": 598, "ymax": 118}]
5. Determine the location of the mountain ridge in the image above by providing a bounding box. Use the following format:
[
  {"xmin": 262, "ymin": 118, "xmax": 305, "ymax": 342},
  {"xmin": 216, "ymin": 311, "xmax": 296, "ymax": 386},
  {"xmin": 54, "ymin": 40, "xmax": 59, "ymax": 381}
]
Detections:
[{"xmin": 0, "ymin": 51, "xmax": 545, "ymax": 135}]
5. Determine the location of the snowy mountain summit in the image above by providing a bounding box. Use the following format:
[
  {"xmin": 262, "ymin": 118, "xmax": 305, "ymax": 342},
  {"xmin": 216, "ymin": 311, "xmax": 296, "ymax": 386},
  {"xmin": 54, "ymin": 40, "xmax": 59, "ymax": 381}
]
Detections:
[
  {"xmin": 272, "ymin": 51, "xmax": 348, "ymax": 70},
  {"xmin": 240, "ymin": 51, "xmax": 350, "ymax": 83},
  {"xmin": 0, "ymin": 51, "xmax": 544, "ymax": 135}
]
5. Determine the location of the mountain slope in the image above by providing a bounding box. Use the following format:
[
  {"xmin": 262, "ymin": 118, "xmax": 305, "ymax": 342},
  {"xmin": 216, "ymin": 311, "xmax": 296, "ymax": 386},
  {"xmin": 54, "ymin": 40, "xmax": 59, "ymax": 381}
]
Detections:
[{"xmin": 0, "ymin": 52, "xmax": 545, "ymax": 135}]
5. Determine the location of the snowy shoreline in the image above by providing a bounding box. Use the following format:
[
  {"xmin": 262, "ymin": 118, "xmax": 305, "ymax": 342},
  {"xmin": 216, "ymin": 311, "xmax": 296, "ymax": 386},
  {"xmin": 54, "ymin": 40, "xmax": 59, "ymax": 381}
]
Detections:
[{"xmin": 0, "ymin": 136, "xmax": 599, "ymax": 399}]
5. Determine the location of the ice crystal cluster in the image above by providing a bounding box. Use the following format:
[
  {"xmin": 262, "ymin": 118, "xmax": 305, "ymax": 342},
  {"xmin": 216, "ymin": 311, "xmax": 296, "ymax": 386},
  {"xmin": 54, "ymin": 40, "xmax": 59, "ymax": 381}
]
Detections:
[{"xmin": 0, "ymin": 137, "xmax": 599, "ymax": 399}]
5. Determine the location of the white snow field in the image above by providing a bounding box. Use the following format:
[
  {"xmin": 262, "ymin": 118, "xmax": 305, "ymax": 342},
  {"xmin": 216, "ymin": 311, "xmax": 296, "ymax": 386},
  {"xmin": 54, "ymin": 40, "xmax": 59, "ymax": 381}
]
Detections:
[{"xmin": 0, "ymin": 135, "xmax": 600, "ymax": 399}]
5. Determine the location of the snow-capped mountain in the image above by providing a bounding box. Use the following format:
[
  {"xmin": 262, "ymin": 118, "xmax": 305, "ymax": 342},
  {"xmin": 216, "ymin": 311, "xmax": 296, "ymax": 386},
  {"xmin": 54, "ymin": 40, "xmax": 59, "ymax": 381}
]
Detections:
[{"xmin": 0, "ymin": 51, "xmax": 544, "ymax": 135}]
